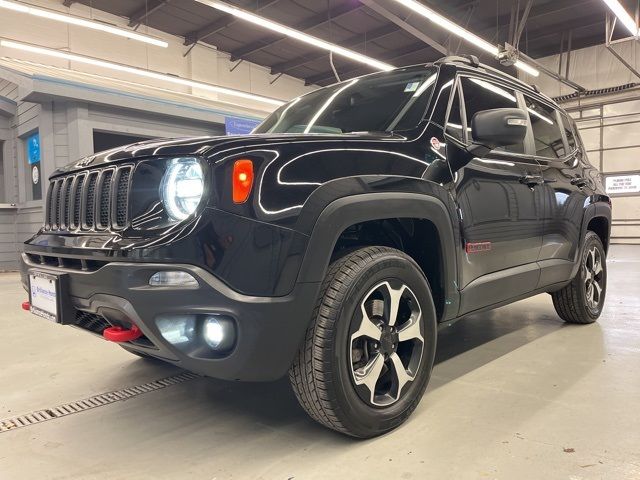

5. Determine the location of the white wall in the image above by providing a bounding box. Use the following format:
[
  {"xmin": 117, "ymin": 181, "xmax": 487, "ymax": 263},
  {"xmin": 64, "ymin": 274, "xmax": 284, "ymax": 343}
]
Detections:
[
  {"xmin": 0, "ymin": 0, "xmax": 315, "ymax": 114},
  {"xmin": 521, "ymin": 42, "xmax": 640, "ymax": 244},
  {"xmin": 519, "ymin": 42, "xmax": 640, "ymax": 97}
]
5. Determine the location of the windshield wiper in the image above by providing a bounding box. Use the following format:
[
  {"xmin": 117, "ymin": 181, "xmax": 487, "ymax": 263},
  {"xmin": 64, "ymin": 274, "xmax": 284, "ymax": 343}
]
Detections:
[{"xmin": 348, "ymin": 131, "xmax": 403, "ymax": 138}]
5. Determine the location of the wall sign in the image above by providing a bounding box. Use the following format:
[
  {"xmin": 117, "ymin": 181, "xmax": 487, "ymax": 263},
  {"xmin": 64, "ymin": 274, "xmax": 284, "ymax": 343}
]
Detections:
[
  {"xmin": 605, "ymin": 174, "xmax": 640, "ymax": 195},
  {"xmin": 27, "ymin": 132, "xmax": 40, "ymax": 165},
  {"xmin": 225, "ymin": 116, "xmax": 261, "ymax": 136}
]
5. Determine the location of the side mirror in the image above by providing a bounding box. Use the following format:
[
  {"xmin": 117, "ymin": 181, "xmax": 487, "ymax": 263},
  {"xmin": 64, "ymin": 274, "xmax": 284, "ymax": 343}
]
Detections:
[{"xmin": 467, "ymin": 108, "xmax": 528, "ymax": 157}]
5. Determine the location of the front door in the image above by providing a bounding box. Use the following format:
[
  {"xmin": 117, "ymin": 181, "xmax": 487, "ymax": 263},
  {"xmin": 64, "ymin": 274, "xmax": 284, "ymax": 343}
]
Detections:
[{"xmin": 445, "ymin": 75, "xmax": 544, "ymax": 314}]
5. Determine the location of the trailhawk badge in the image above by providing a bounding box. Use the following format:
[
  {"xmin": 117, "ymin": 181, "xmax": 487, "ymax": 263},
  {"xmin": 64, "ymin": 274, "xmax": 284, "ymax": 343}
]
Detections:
[{"xmin": 75, "ymin": 156, "xmax": 96, "ymax": 168}]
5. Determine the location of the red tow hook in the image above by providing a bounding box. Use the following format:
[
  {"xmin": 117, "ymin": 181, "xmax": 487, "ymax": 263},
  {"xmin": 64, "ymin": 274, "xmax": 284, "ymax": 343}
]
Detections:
[
  {"xmin": 21, "ymin": 301, "xmax": 31, "ymax": 311},
  {"xmin": 103, "ymin": 325, "xmax": 143, "ymax": 343}
]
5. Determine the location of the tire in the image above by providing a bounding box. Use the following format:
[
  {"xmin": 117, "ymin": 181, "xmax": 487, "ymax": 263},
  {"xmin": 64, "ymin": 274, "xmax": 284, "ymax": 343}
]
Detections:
[
  {"xmin": 551, "ymin": 231, "xmax": 607, "ymax": 324},
  {"xmin": 289, "ymin": 246, "xmax": 437, "ymax": 438}
]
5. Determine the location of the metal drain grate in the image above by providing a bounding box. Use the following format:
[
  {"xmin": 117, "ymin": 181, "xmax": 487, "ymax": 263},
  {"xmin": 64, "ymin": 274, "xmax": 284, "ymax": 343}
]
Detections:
[{"xmin": 0, "ymin": 371, "xmax": 199, "ymax": 433}]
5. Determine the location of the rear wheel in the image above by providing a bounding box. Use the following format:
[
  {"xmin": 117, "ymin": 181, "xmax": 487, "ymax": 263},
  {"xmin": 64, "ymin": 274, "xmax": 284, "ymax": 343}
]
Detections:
[
  {"xmin": 289, "ymin": 246, "xmax": 437, "ymax": 438},
  {"xmin": 551, "ymin": 231, "xmax": 607, "ymax": 324}
]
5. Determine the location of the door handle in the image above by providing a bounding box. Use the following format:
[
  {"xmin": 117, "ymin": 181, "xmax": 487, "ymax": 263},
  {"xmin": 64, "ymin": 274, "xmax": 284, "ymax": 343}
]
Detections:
[
  {"xmin": 519, "ymin": 175, "xmax": 544, "ymax": 188},
  {"xmin": 570, "ymin": 177, "xmax": 587, "ymax": 188}
]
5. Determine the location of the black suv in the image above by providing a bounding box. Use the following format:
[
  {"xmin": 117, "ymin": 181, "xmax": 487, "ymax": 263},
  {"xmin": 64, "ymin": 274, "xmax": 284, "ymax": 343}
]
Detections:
[{"xmin": 21, "ymin": 56, "xmax": 611, "ymax": 438}]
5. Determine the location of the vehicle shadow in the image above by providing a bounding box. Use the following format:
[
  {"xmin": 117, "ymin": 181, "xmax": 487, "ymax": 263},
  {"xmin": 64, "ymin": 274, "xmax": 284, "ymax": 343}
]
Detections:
[{"xmin": 428, "ymin": 298, "xmax": 565, "ymax": 390}]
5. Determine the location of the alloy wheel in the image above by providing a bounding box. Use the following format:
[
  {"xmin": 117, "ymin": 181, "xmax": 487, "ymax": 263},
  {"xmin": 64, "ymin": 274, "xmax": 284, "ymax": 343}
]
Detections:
[
  {"xmin": 584, "ymin": 245, "xmax": 604, "ymax": 310},
  {"xmin": 349, "ymin": 280, "xmax": 424, "ymax": 407}
]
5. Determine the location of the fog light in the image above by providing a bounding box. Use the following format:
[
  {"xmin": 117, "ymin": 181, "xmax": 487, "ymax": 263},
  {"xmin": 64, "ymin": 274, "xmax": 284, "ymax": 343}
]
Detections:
[
  {"xmin": 149, "ymin": 271, "xmax": 198, "ymax": 287},
  {"xmin": 203, "ymin": 316, "xmax": 235, "ymax": 351},
  {"xmin": 156, "ymin": 314, "xmax": 196, "ymax": 345}
]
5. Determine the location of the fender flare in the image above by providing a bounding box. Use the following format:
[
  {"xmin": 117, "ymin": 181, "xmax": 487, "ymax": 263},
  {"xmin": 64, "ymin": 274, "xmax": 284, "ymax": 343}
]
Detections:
[
  {"xmin": 296, "ymin": 192, "xmax": 460, "ymax": 321},
  {"xmin": 570, "ymin": 200, "xmax": 612, "ymax": 279}
]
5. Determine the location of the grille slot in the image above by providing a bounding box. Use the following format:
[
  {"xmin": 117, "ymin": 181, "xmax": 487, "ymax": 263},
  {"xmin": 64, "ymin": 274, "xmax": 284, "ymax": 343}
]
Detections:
[
  {"xmin": 44, "ymin": 166, "xmax": 132, "ymax": 232},
  {"xmin": 97, "ymin": 170, "xmax": 114, "ymax": 229},
  {"xmin": 54, "ymin": 179, "xmax": 63, "ymax": 229},
  {"xmin": 45, "ymin": 182, "xmax": 55, "ymax": 230},
  {"xmin": 61, "ymin": 178, "xmax": 73, "ymax": 229},
  {"xmin": 114, "ymin": 168, "xmax": 131, "ymax": 229},
  {"xmin": 85, "ymin": 172, "xmax": 98, "ymax": 229},
  {"xmin": 71, "ymin": 175, "xmax": 85, "ymax": 229}
]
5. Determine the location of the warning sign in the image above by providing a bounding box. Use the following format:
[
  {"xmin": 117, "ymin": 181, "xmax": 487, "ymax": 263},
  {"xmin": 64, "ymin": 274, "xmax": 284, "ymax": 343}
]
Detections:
[{"xmin": 605, "ymin": 174, "xmax": 640, "ymax": 194}]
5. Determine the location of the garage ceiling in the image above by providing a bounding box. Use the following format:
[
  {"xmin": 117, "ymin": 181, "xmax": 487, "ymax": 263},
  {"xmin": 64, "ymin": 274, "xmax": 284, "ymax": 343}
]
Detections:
[{"xmin": 65, "ymin": 0, "xmax": 635, "ymax": 85}]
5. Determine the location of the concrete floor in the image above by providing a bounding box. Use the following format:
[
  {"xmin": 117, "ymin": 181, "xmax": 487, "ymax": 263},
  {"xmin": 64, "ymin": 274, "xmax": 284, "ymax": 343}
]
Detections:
[{"xmin": 1, "ymin": 246, "xmax": 639, "ymax": 480}]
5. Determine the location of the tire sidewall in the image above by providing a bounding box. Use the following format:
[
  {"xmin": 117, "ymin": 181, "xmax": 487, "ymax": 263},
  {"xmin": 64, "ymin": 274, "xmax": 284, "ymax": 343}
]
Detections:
[{"xmin": 327, "ymin": 252, "xmax": 437, "ymax": 437}]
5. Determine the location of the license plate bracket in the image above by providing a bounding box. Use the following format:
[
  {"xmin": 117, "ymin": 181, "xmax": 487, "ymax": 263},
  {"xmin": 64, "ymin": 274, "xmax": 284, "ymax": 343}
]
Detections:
[{"xmin": 28, "ymin": 270, "xmax": 74, "ymax": 324}]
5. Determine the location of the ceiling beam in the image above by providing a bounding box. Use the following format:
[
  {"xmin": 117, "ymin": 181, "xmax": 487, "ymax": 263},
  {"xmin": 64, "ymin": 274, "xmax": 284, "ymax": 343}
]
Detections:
[
  {"xmin": 359, "ymin": 0, "xmax": 448, "ymax": 55},
  {"xmin": 228, "ymin": 2, "xmax": 364, "ymax": 61},
  {"xmin": 524, "ymin": 16, "xmax": 605, "ymax": 46},
  {"xmin": 184, "ymin": 0, "xmax": 281, "ymax": 46},
  {"xmin": 526, "ymin": 28, "xmax": 605, "ymax": 58},
  {"xmin": 270, "ymin": 23, "xmax": 400, "ymax": 76},
  {"xmin": 128, "ymin": 0, "xmax": 171, "ymax": 27}
]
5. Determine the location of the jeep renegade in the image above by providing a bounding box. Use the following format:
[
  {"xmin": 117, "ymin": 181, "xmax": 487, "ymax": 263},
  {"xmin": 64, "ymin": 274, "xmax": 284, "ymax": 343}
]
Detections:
[{"xmin": 21, "ymin": 56, "xmax": 611, "ymax": 437}]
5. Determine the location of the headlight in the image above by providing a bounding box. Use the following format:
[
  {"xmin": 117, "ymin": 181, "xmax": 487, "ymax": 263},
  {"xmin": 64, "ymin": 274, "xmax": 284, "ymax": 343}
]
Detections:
[{"xmin": 160, "ymin": 157, "xmax": 204, "ymax": 221}]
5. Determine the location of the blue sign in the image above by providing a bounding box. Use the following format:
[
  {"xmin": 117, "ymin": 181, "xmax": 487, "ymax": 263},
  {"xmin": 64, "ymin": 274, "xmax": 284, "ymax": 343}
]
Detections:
[
  {"xmin": 225, "ymin": 116, "xmax": 261, "ymax": 136},
  {"xmin": 27, "ymin": 132, "xmax": 40, "ymax": 165}
]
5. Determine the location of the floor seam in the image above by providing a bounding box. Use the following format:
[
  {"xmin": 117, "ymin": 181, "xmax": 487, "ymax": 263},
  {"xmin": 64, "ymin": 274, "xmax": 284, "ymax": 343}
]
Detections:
[{"xmin": 0, "ymin": 371, "xmax": 199, "ymax": 433}]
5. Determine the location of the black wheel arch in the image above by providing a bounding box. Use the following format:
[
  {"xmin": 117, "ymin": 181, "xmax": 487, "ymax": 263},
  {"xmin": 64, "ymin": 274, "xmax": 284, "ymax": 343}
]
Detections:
[
  {"xmin": 569, "ymin": 198, "xmax": 612, "ymax": 280},
  {"xmin": 295, "ymin": 191, "xmax": 460, "ymax": 322}
]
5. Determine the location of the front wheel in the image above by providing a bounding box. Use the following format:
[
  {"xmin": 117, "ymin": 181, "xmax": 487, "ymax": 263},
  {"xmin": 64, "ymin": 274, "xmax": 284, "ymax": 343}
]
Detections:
[
  {"xmin": 289, "ymin": 247, "xmax": 437, "ymax": 438},
  {"xmin": 551, "ymin": 231, "xmax": 607, "ymax": 324}
]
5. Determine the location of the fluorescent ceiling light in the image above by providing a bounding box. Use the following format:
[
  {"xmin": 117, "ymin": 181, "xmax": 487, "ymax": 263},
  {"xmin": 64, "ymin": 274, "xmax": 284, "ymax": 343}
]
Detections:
[
  {"xmin": 391, "ymin": 0, "xmax": 540, "ymax": 77},
  {"xmin": 195, "ymin": 0, "xmax": 394, "ymax": 72},
  {"xmin": 0, "ymin": 0, "xmax": 168, "ymax": 47},
  {"xmin": 0, "ymin": 39, "xmax": 285, "ymax": 106},
  {"xmin": 513, "ymin": 60, "xmax": 539, "ymax": 77},
  {"xmin": 601, "ymin": 0, "xmax": 639, "ymax": 36}
]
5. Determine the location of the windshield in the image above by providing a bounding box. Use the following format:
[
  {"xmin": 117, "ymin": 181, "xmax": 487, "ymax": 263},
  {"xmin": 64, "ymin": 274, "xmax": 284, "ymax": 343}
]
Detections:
[{"xmin": 254, "ymin": 66, "xmax": 438, "ymax": 134}]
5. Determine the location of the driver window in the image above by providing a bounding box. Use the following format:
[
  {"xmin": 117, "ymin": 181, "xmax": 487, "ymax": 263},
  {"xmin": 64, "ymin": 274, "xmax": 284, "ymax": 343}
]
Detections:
[{"xmin": 461, "ymin": 77, "xmax": 525, "ymax": 154}]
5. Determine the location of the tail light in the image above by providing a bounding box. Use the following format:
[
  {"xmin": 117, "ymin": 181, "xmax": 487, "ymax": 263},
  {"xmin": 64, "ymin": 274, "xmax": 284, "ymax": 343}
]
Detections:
[{"xmin": 232, "ymin": 159, "xmax": 254, "ymax": 204}]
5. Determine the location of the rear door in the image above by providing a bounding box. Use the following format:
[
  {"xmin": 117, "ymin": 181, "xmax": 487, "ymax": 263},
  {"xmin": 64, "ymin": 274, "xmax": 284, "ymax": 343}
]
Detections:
[
  {"xmin": 445, "ymin": 75, "xmax": 545, "ymax": 314},
  {"xmin": 525, "ymin": 96, "xmax": 589, "ymax": 286}
]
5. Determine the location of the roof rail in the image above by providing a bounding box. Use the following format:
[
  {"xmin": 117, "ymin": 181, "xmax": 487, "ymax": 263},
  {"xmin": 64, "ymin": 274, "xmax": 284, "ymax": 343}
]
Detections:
[
  {"xmin": 434, "ymin": 55, "xmax": 480, "ymax": 67},
  {"xmin": 434, "ymin": 54, "xmax": 536, "ymax": 93}
]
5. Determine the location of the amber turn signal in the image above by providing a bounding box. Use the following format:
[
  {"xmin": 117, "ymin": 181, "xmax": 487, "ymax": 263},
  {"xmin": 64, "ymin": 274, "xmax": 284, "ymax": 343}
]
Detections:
[{"xmin": 232, "ymin": 159, "xmax": 254, "ymax": 204}]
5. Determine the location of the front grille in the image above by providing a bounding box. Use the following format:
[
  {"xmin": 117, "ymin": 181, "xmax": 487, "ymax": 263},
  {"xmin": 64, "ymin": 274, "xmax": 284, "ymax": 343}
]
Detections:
[
  {"xmin": 44, "ymin": 165, "xmax": 133, "ymax": 232},
  {"xmin": 74, "ymin": 310, "xmax": 110, "ymax": 335},
  {"xmin": 25, "ymin": 253, "xmax": 108, "ymax": 272},
  {"xmin": 73, "ymin": 309, "xmax": 154, "ymax": 348}
]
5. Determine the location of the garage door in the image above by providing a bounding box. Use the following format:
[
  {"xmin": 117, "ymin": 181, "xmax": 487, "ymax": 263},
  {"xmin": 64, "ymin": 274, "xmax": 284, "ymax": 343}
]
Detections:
[{"xmin": 569, "ymin": 98, "xmax": 640, "ymax": 245}]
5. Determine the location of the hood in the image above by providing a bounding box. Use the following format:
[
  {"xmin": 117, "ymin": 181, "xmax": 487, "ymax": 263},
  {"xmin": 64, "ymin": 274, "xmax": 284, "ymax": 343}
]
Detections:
[{"xmin": 52, "ymin": 132, "xmax": 402, "ymax": 176}]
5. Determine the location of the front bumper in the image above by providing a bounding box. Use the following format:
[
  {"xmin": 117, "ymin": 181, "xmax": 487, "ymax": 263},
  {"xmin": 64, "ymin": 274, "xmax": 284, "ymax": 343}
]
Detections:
[{"xmin": 20, "ymin": 254, "xmax": 319, "ymax": 381}]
